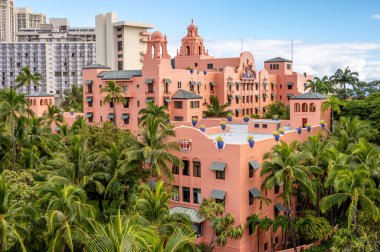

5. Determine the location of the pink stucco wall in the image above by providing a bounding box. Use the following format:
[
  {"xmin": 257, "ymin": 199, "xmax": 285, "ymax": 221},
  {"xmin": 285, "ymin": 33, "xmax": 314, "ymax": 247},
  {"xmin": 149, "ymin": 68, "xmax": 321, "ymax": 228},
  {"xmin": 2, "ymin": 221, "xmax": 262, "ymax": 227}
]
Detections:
[{"xmin": 29, "ymin": 95, "xmax": 54, "ymax": 117}]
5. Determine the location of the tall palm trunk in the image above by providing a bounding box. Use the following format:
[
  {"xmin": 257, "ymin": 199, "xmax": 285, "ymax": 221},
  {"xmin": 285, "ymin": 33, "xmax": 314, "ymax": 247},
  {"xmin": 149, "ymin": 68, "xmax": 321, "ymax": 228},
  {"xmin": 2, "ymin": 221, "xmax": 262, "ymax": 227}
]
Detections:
[
  {"xmin": 271, "ymin": 228, "xmax": 274, "ymax": 252},
  {"xmin": 331, "ymin": 110, "xmax": 334, "ymax": 133},
  {"xmin": 287, "ymin": 211, "xmax": 298, "ymax": 252},
  {"xmin": 27, "ymin": 85, "xmax": 30, "ymax": 118},
  {"xmin": 11, "ymin": 115, "xmax": 16, "ymax": 171},
  {"xmin": 257, "ymin": 228, "xmax": 260, "ymax": 252},
  {"xmin": 112, "ymin": 95, "xmax": 117, "ymax": 128}
]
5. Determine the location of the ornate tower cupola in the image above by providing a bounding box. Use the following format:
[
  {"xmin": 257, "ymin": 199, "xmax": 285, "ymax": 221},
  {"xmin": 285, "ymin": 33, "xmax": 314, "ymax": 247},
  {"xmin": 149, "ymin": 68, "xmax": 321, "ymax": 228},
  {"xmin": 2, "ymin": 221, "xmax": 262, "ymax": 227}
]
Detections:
[
  {"xmin": 177, "ymin": 19, "xmax": 209, "ymax": 57},
  {"xmin": 145, "ymin": 30, "xmax": 171, "ymax": 62}
]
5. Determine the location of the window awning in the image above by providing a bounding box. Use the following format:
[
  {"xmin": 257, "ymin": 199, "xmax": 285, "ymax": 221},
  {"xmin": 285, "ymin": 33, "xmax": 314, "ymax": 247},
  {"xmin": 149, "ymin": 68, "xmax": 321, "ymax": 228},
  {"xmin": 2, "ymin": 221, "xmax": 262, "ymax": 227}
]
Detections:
[
  {"xmin": 121, "ymin": 114, "xmax": 129, "ymax": 119},
  {"xmin": 249, "ymin": 188, "xmax": 261, "ymax": 198},
  {"xmin": 164, "ymin": 97, "xmax": 172, "ymax": 103},
  {"xmin": 211, "ymin": 189, "xmax": 226, "ymax": 200},
  {"xmin": 255, "ymin": 107, "xmax": 260, "ymax": 110},
  {"xmin": 107, "ymin": 113, "xmax": 115, "ymax": 119},
  {"xmin": 227, "ymin": 82, "xmax": 233, "ymax": 86},
  {"xmin": 236, "ymin": 109, "xmax": 242, "ymax": 113},
  {"xmin": 145, "ymin": 79, "xmax": 154, "ymax": 84},
  {"xmin": 85, "ymin": 97, "xmax": 93, "ymax": 102},
  {"xmin": 287, "ymin": 82, "xmax": 293, "ymax": 86},
  {"xmin": 146, "ymin": 98, "xmax": 154, "ymax": 103},
  {"xmin": 170, "ymin": 207, "xmax": 205, "ymax": 223},
  {"xmin": 236, "ymin": 95, "xmax": 241, "ymax": 99},
  {"xmin": 163, "ymin": 78, "xmax": 172, "ymax": 84},
  {"xmin": 255, "ymin": 94, "xmax": 260, "ymax": 98},
  {"xmin": 249, "ymin": 160, "xmax": 260, "ymax": 170},
  {"xmin": 235, "ymin": 82, "xmax": 241, "ymax": 86},
  {"xmin": 286, "ymin": 93, "xmax": 294, "ymax": 97},
  {"xmin": 85, "ymin": 113, "xmax": 93, "ymax": 118},
  {"xmin": 263, "ymin": 94, "xmax": 268, "ymax": 98},
  {"xmin": 275, "ymin": 203, "xmax": 285, "ymax": 212},
  {"xmin": 189, "ymin": 81, "xmax": 200, "ymax": 86},
  {"xmin": 85, "ymin": 80, "xmax": 92, "ymax": 85},
  {"xmin": 210, "ymin": 82, "xmax": 216, "ymax": 86},
  {"xmin": 271, "ymin": 93, "xmax": 276, "ymax": 97},
  {"xmin": 210, "ymin": 161, "xmax": 226, "ymax": 171},
  {"xmin": 228, "ymin": 95, "xmax": 233, "ymax": 99},
  {"xmin": 197, "ymin": 82, "xmax": 202, "ymax": 85}
]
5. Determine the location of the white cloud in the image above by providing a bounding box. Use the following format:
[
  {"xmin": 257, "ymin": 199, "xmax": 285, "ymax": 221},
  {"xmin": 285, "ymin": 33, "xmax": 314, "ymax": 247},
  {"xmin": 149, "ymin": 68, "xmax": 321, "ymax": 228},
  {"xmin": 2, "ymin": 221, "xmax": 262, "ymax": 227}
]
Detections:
[
  {"xmin": 370, "ymin": 14, "xmax": 380, "ymax": 20},
  {"xmin": 167, "ymin": 38, "xmax": 380, "ymax": 81}
]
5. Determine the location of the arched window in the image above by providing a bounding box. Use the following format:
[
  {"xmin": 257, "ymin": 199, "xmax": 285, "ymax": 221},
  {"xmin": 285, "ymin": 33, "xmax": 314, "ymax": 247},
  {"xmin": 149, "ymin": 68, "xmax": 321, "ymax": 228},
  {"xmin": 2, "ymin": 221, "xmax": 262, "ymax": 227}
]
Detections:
[
  {"xmin": 198, "ymin": 45, "xmax": 202, "ymax": 55},
  {"xmin": 151, "ymin": 45, "xmax": 154, "ymax": 59},
  {"xmin": 302, "ymin": 103, "xmax": 308, "ymax": 112},
  {"xmin": 160, "ymin": 44, "xmax": 163, "ymax": 59},
  {"xmin": 310, "ymin": 103, "xmax": 316, "ymax": 112},
  {"xmin": 45, "ymin": 99, "xmax": 48, "ymax": 105},
  {"xmin": 294, "ymin": 103, "xmax": 300, "ymax": 112},
  {"xmin": 186, "ymin": 46, "xmax": 190, "ymax": 56},
  {"xmin": 40, "ymin": 99, "xmax": 43, "ymax": 105},
  {"xmin": 33, "ymin": 99, "xmax": 36, "ymax": 105},
  {"xmin": 193, "ymin": 158, "xmax": 201, "ymax": 177}
]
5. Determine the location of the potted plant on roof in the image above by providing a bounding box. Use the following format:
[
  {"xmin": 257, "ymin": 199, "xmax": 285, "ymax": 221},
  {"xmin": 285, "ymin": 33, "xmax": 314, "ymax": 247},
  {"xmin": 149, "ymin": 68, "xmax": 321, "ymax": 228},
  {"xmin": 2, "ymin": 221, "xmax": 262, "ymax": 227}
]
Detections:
[
  {"xmin": 216, "ymin": 135, "xmax": 224, "ymax": 149},
  {"xmin": 191, "ymin": 117, "xmax": 198, "ymax": 127},
  {"xmin": 227, "ymin": 112, "xmax": 233, "ymax": 122},
  {"xmin": 243, "ymin": 115, "xmax": 249, "ymax": 123},
  {"xmin": 320, "ymin": 120, "xmax": 326, "ymax": 129},
  {"xmin": 200, "ymin": 125, "xmax": 206, "ymax": 133},
  {"xmin": 273, "ymin": 114, "xmax": 279, "ymax": 121},
  {"xmin": 69, "ymin": 108, "xmax": 75, "ymax": 116},
  {"xmin": 273, "ymin": 131, "xmax": 280, "ymax": 142},
  {"xmin": 296, "ymin": 127, "xmax": 302, "ymax": 134},
  {"xmin": 202, "ymin": 113, "xmax": 207, "ymax": 119},
  {"xmin": 247, "ymin": 135, "xmax": 255, "ymax": 148},
  {"xmin": 278, "ymin": 128, "xmax": 285, "ymax": 135},
  {"xmin": 305, "ymin": 123, "xmax": 311, "ymax": 132},
  {"xmin": 221, "ymin": 121, "xmax": 227, "ymax": 130}
]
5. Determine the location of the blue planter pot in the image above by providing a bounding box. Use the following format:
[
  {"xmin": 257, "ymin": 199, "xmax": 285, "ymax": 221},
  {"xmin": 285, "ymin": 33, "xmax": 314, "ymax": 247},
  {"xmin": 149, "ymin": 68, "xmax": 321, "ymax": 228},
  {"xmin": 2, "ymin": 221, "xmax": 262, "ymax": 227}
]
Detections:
[
  {"xmin": 70, "ymin": 112, "xmax": 75, "ymax": 115},
  {"xmin": 192, "ymin": 121, "xmax": 197, "ymax": 126},
  {"xmin": 227, "ymin": 117, "xmax": 232, "ymax": 122},
  {"xmin": 221, "ymin": 125, "xmax": 226, "ymax": 130},
  {"xmin": 200, "ymin": 128, "xmax": 206, "ymax": 133},
  {"xmin": 190, "ymin": 69, "xmax": 194, "ymax": 74},
  {"xmin": 321, "ymin": 124, "xmax": 325, "ymax": 129},
  {"xmin": 248, "ymin": 140, "xmax": 255, "ymax": 148},
  {"xmin": 217, "ymin": 141, "xmax": 224, "ymax": 149},
  {"xmin": 274, "ymin": 135, "xmax": 280, "ymax": 142},
  {"xmin": 306, "ymin": 126, "xmax": 311, "ymax": 132},
  {"xmin": 297, "ymin": 128, "xmax": 302, "ymax": 134},
  {"xmin": 243, "ymin": 117, "xmax": 249, "ymax": 123}
]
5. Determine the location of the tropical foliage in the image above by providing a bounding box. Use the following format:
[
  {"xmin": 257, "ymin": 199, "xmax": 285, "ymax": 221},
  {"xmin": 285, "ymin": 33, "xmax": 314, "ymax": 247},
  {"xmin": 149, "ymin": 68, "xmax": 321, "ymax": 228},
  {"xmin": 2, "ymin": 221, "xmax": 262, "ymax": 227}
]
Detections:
[
  {"xmin": 61, "ymin": 85, "xmax": 83, "ymax": 112},
  {"xmin": 204, "ymin": 96, "xmax": 230, "ymax": 118}
]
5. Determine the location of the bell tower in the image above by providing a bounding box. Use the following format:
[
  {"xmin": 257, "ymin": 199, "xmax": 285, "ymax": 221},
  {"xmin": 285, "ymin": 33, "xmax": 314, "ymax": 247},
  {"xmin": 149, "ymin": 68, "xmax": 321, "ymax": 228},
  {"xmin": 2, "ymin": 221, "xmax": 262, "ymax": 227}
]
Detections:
[
  {"xmin": 144, "ymin": 30, "xmax": 171, "ymax": 63},
  {"xmin": 177, "ymin": 19, "xmax": 209, "ymax": 57}
]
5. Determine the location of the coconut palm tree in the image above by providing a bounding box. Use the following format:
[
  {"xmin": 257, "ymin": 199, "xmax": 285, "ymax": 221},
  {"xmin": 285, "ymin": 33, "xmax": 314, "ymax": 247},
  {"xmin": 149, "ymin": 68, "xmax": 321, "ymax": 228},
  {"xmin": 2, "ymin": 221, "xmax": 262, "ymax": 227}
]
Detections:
[
  {"xmin": 204, "ymin": 95, "xmax": 230, "ymax": 118},
  {"xmin": 61, "ymin": 85, "xmax": 83, "ymax": 112},
  {"xmin": 0, "ymin": 175, "xmax": 27, "ymax": 251},
  {"xmin": 0, "ymin": 88, "xmax": 28, "ymax": 170},
  {"xmin": 38, "ymin": 183, "xmax": 96, "ymax": 252},
  {"xmin": 128, "ymin": 118, "xmax": 182, "ymax": 181},
  {"xmin": 321, "ymin": 96, "xmax": 346, "ymax": 133},
  {"xmin": 247, "ymin": 214, "xmax": 273, "ymax": 252},
  {"xmin": 139, "ymin": 102, "xmax": 170, "ymax": 127},
  {"xmin": 305, "ymin": 76, "xmax": 335, "ymax": 95},
  {"xmin": 15, "ymin": 66, "xmax": 42, "ymax": 114},
  {"xmin": 43, "ymin": 105, "xmax": 63, "ymax": 126},
  {"xmin": 261, "ymin": 141, "xmax": 317, "ymax": 252},
  {"xmin": 330, "ymin": 67, "xmax": 359, "ymax": 99},
  {"xmin": 322, "ymin": 165, "xmax": 380, "ymax": 235},
  {"xmin": 271, "ymin": 215, "xmax": 288, "ymax": 252},
  {"xmin": 101, "ymin": 81, "xmax": 126, "ymax": 127}
]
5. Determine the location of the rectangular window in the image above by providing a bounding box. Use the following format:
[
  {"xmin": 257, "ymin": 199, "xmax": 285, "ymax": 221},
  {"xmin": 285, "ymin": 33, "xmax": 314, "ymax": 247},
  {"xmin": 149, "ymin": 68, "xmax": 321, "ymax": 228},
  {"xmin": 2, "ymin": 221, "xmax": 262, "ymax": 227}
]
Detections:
[
  {"xmin": 263, "ymin": 124, "xmax": 268, "ymax": 128},
  {"xmin": 172, "ymin": 186, "xmax": 180, "ymax": 201},
  {"xmin": 174, "ymin": 101, "xmax": 183, "ymax": 109},
  {"xmin": 193, "ymin": 188, "xmax": 201, "ymax": 204},
  {"xmin": 117, "ymin": 41, "xmax": 123, "ymax": 51},
  {"xmin": 123, "ymin": 98, "xmax": 129, "ymax": 108},
  {"xmin": 264, "ymin": 243, "xmax": 268, "ymax": 251},
  {"xmin": 110, "ymin": 100, "xmax": 114, "ymax": 108},
  {"xmin": 249, "ymin": 164, "xmax": 254, "ymax": 178},
  {"xmin": 123, "ymin": 85, "xmax": 128, "ymax": 92},
  {"xmin": 287, "ymin": 84, "xmax": 293, "ymax": 90},
  {"xmin": 183, "ymin": 160, "xmax": 190, "ymax": 176},
  {"xmin": 275, "ymin": 185, "xmax": 280, "ymax": 194},
  {"xmin": 148, "ymin": 83, "xmax": 154, "ymax": 93},
  {"xmin": 190, "ymin": 101, "xmax": 199, "ymax": 108},
  {"xmin": 172, "ymin": 165, "xmax": 179, "ymax": 175},
  {"xmin": 249, "ymin": 192, "xmax": 254, "ymax": 205},
  {"xmin": 194, "ymin": 223, "xmax": 204, "ymax": 237},
  {"xmin": 87, "ymin": 83, "xmax": 93, "ymax": 93},
  {"xmin": 88, "ymin": 100, "xmax": 93, "ymax": 108},
  {"xmin": 118, "ymin": 61, "xmax": 123, "ymax": 70},
  {"xmin": 275, "ymin": 237, "xmax": 279, "ymax": 243},
  {"xmin": 243, "ymin": 96, "xmax": 245, "ymax": 103},
  {"xmin": 193, "ymin": 161, "xmax": 201, "ymax": 177},
  {"xmin": 182, "ymin": 187, "xmax": 190, "ymax": 203},
  {"xmin": 216, "ymin": 170, "xmax": 225, "ymax": 180},
  {"xmin": 249, "ymin": 223, "xmax": 254, "ymax": 235},
  {"xmin": 137, "ymin": 101, "xmax": 140, "ymax": 107},
  {"xmin": 255, "ymin": 96, "xmax": 259, "ymax": 103},
  {"xmin": 123, "ymin": 117, "xmax": 129, "ymax": 125},
  {"xmin": 178, "ymin": 81, "xmax": 181, "ymax": 88},
  {"xmin": 174, "ymin": 116, "xmax": 184, "ymax": 121},
  {"xmin": 287, "ymin": 64, "xmax": 291, "ymax": 70},
  {"xmin": 207, "ymin": 63, "xmax": 213, "ymax": 69},
  {"xmin": 280, "ymin": 84, "xmax": 282, "ymax": 89}
]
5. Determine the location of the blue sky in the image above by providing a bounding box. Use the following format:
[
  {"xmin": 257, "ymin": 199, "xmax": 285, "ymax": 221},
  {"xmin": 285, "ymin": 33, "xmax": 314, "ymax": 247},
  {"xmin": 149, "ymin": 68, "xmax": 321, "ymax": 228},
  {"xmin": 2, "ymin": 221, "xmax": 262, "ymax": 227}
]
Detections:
[{"xmin": 17, "ymin": 0, "xmax": 380, "ymax": 80}]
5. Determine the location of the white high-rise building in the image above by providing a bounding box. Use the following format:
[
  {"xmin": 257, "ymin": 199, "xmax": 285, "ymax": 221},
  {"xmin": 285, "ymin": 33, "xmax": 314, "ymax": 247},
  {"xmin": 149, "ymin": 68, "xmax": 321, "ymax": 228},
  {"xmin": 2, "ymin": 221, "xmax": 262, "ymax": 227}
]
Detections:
[
  {"xmin": 0, "ymin": 0, "xmax": 15, "ymax": 42},
  {"xmin": 95, "ymin": 12, "xmax": 154, "ymax": 70},
  {"xmin": 14, "ymin": 7, "xmax": 46, "ymax": 32}
]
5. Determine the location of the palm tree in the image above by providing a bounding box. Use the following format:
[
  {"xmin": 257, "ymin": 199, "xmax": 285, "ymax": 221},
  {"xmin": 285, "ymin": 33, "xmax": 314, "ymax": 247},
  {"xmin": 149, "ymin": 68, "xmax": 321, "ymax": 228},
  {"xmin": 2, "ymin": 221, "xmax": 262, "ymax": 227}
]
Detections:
[
  {"xmin": 38, "ymin": 183, "xmax": 96, "ymax": 252},
  {"xmin": 261, "ymin": 141, "xmax": 317, "ymax": 252},
  {"xmin": 61, "ymin": 85, "xmax": 83, "ymax": 112},
  {"xmin": 204, "ymin": 96, "xmax": 230, "ymax": 118},
  {"xmin": 321, "ymin": 96, "xmax": 346, "ymax": 133},
  {"xmin": 0, "ymin": 88, "xmax": 28, "ymax": 170},
  {"xmin": 139, "ymin": 102, "xmax": 170, "ymax": 127},
  {"xmin": 322, "ymin": 165, "xmax": 379, "ymax": 235},
  {"xmin": 15, "ymin": 66, "xmax": 42, "ymax": 114},
  {"xmin": 271, "ymin": 215, "xmax": 288, "ymax": 252},
  {"xmin": 0, "ymin": 175, "xmax": 27, "ymax": 251},
  {"xmin": 101, "ymin": 81, "xmax": 126, "ymax": 127},
  {"xmin": 128, "ymin": 118, "xmax": 182, "ymax": 181},
  {"xmin": 330, "ymin": 67, "xmax": 359, "ymax": 99},
  {"xmin": 305, "ymin": 76, "xmax": 335, "ymax": 95},
  {"xmin": 247, "ymin": 214, "xmax": 273, "ymax": 252},
  {"xmin": 265, "ymin": 101, "xmax": 290, "ymax": 119},
  {"xmin": 43, "ymin": 105, "xmax": 63, "ymax": 126}
]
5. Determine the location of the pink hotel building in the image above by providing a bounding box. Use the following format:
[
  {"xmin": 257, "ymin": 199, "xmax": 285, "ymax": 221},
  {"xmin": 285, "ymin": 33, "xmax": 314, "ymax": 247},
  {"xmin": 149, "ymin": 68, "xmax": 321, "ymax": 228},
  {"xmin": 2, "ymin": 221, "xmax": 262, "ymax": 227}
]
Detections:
[{"xmin": 82, "ymin": 21, "xmax": 330, "ymax": 252}]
